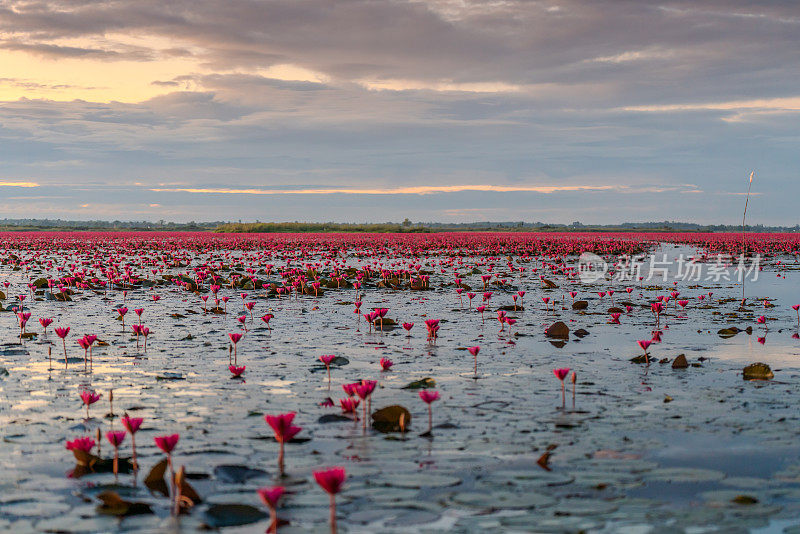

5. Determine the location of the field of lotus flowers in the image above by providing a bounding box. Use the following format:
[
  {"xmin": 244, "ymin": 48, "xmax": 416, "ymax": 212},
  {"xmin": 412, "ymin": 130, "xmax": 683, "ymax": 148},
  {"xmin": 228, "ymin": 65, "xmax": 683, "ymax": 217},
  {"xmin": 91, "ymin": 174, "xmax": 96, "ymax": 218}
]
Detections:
[{"xmin": 1, "ymin": 231, "xmax": 800, "ymax": 533}]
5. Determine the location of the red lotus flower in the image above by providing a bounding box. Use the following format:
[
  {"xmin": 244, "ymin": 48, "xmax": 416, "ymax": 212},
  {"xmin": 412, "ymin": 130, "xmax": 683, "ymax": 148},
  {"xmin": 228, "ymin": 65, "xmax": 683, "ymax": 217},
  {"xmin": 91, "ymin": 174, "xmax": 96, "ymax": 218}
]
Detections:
[
  {"xmin": 553, "ymin": 368, "xmax": 570, "ymax": 381},
  {"xmin": 65, "ymin": 436, "xmax": 95, "ymax": 453},
  {"xmin": 229, "ymin": 332, "xmax": 244, "ymax": 344},
  {"xmin": 339, "ymin": 397, "xmax": 360, "ymax": 414},
  {"xmin": 314, "ymin": 467, "xmax": 346, "ymax": 495},
  {"xmin": 121, "ymin": 415, "xmax": 143, "ymax": 434},
  {"xmin": 257, "ymin": 485, "xmax": 285, "ymax": 508},
  {"xmin": 264, "ymin": 413, "xmax": 302, "ymax": 443},
  {"xmin": 419, "ymin": 390, "xmax": 440, "ymax": 404},
  {"xmin": 106, "ymin": 430, "xmax": 126, "ymax": 448},
  {"xmin": 154, "ymin": 433, "xmax": 179, "ymax": 454}
]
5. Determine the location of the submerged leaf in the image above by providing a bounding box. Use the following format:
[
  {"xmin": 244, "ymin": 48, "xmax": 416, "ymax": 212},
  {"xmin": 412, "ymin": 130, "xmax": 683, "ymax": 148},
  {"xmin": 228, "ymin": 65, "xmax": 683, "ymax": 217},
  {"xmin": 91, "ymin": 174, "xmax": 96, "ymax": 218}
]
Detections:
[
  {"xmin": 97, "ymin": 491, "xmax": 152, "ymax": 516},
  {"xmin": 372, "ymin": 405, "xmax": 412, "ymax": 433},
  {"xmin": 402, "ymin": 377, "xmax": 436, "ymax": 390},
  {"xmin": 202, "ymin": 504, "xmax": 267, "ymax": 528},
  {"xmin": 145, "ymin": 458, "xmax": 169, "ymax": 496}
]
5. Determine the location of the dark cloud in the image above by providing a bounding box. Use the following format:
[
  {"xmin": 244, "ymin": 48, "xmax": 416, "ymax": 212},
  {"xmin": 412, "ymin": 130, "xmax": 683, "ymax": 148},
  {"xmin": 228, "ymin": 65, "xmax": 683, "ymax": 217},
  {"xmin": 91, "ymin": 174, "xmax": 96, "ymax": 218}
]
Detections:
[
  {"xmin": 0, "ymin": 40, "xmax": 153, "ymax": 60},
  {"xmin": 0, "ymin": 1, "xmax": 797, "ymax": 222}
]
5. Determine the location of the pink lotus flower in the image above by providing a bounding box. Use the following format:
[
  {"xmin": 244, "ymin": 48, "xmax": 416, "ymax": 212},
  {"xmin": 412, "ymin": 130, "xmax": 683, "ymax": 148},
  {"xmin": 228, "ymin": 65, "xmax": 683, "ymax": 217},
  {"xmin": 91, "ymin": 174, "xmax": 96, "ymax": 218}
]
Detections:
[
  {"xmin": 342, "ymin": 382, "xmax": 358, "ymax": 397},
  {"xmin": 320, "ymin": 354, "xmax": 335, "ymax": 385},
  {"xmin": 637, "ymin": 339, "xmax": 652, "ymax": 364},
  {"xmin": 419, "ymin": 390, "xmax": 440, "ymax": 434},
  {"xmin": 229, "ymin": 365, "xmax": 246, "ymax": 377},
  {"xmin": 265, "ymin": 413, "xmax": 302, "ymax": 474},
  {"xmin": 154, "ymin": 433, "xmax": 179, "ymax": 454},
  {"xmin": 339, "ymin": 397, "xmax": 360, "ymax": 416},
  {"xmin": 121, "ymin": 415, "xmax": 143, "ymax": 434},
  {"xmin": 65, "ymin": 436, "xmax": 95, "ymax": 453},
  {"xmin": 79, "ymin": 390, "xmax": 101, "ymax": 418},
  {"xmin": 257, "ymin": 486, "xmax": 285, "ymax": 533},
  {"xmin": 468, "ymin": 346, "xmax": 480, "ymax": 377},
  {"xmin": 651, "ymin": 330, "xmax": 662, "ymax": 342},
  {"xmin": 553, "ymin": 368, "xmax": 570, "ymax": 381},
  {"xmin": 314, "ymin": 466, "xmax": 346, "ymax": 495},
  {"xmin": 106, "ymin": 430, "xmax": 126, "ymax": 447},
  {"xmin": 380, "ymin": 357, "xmax": 393, "ymax": 371},
  {"xmin": 314, "ymin": 467, "xmax": 346, "ymax": 533},
  {"xmin": 229, "ymin": 332, "xmax": 243, "ymax": 344},
  {"xmin": 265, "ymin": 413, "xmax": 302, "ymax": 443}
]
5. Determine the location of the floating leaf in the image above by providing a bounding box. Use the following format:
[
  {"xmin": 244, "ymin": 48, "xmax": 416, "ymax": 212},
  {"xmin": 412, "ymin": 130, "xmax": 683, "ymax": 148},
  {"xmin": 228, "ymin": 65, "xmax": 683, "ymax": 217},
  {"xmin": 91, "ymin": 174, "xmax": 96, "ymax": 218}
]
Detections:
[
  {"xmin": 672, "ymin": 354, "xmax": 688, "ymax": 369},
  {"xmin": 175, "ymin": 465, "xmax": 201, "ymax": 509},
  {"xmin": 372, "ymin": 405, "xmax": 411, "ymax": 433},
  {"xmin": 97, "ymin": 491, "xmax": 152, "ymax": 517},
  {"xmin": 545, "ymin": 322, "xmax": 569, "ymax": 339},
  {"xmin": 213, "ymin": 464, "xmax": 269, "ymax": 484},
  {"xmin": 402, "ymin": 377, "xmax": 436, "ymax": 389},
  {"xmin": 717, "ymin": 327, "xmax": 739, "ymax": 338},
  {"xmin": 202, "ymin": 504, "xmax": 267, "ymax": 528},
  {"xmin": 145, "ymin": 458, "xmax": 169, "ymax": 496},
  {"xmin": 742, "ymin": 362, "xmax": 774, "ymax": 380}
]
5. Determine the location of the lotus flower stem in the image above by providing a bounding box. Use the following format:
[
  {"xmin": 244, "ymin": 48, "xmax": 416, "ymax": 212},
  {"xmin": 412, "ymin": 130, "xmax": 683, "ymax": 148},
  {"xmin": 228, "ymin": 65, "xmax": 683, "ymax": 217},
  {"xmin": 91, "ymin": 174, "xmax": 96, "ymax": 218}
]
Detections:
[{"xmin": 329, "ymin": 494, "xmax": 337, "ymax": 534}]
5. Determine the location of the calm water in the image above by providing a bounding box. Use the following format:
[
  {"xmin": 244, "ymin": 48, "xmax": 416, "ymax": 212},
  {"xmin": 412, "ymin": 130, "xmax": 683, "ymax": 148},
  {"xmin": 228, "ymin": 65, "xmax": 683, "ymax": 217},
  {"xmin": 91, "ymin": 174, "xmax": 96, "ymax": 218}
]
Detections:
[{"xmin": 1, "ymin": 241, "xmax": 799, "ymax": 533}]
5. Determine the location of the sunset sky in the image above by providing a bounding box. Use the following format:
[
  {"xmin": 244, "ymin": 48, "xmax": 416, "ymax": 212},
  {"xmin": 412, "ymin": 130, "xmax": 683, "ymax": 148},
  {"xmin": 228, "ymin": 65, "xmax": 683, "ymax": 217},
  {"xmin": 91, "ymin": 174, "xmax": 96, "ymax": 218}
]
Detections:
[{"xmin": 0, "ymin": 0, "xmax": 798, "ymax": 224}]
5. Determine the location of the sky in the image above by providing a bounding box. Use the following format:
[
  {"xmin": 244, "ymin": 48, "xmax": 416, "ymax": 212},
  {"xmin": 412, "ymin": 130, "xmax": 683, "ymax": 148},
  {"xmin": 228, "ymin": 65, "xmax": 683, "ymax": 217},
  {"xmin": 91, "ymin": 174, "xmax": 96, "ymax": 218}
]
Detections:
[{"xmin": 0, "ymin": 0, "xmax": 798, "ymax": 225}]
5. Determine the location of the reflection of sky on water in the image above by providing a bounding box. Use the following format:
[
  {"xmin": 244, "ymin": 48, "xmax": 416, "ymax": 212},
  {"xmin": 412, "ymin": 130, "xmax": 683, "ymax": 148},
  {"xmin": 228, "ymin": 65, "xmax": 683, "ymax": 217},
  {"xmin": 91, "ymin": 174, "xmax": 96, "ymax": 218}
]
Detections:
[{"xmin": 574, "ymin": 242, "xmax": 800, "ymax": 366}]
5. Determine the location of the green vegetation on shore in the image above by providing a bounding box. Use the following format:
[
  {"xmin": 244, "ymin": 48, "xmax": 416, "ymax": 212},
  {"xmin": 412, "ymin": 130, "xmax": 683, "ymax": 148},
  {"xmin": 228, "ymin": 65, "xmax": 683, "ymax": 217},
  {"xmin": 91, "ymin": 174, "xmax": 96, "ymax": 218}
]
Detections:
[
  {"xmin": 214, "ymin": 222, "xmax": 431, "ymax": 233},
  {"xmin": 1, "ymin": 218, "xmax": 797, "ymax": 233}
]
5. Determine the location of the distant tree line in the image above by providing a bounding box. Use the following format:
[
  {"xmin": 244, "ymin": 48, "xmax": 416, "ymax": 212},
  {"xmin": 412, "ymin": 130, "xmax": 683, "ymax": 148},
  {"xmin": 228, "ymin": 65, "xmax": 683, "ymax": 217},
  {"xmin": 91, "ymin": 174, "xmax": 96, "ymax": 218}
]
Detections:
[
  {"xmin": 1, "ymin": 218, "xmax": 797, "ymax": 233},
  {"xmin": 0, "ymin": 218, "xmax": 222, "ymax": 231}
]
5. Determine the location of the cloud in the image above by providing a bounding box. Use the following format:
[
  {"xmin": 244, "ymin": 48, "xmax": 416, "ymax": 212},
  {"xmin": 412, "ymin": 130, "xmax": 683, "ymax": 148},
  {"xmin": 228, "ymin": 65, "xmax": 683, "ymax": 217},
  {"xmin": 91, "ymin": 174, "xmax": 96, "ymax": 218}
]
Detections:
[
  {"xmin": 0, "ymin": 1, "xmax": 798, "ymax": 223},
  {"xmin": 0, "ymin": 181, "xmax": 39, "ymax": 187},
  {"xmin": 149, "ymin": 184, "xmax": 619, "ymax": 195},
  {"xmin": 622, "ymin": 96, "xmax": 800, "ymax": 113},
  {"xmin": 0, "ymin": 40, "xmax": 152, "ymax": 61}
]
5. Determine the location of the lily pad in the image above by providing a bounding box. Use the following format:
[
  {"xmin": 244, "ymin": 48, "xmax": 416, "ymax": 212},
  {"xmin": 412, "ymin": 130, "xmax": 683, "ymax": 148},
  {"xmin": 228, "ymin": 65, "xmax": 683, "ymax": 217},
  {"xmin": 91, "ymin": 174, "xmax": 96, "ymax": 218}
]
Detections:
[
  {"xmin": 213, "ymin": 464, "xmax": 269, "ymax": 484},
  {"xmin": 202, "ymin": 504, "xmax": 267, "ymax": 528},
  {"xmin": 743, "ymin": 363, "xmax": 773, "ymax": 380},
  {"xmin": 402, "ymin": 377, "xmax": 436, "ymax": 389},
  {"xmin": 96, "ymin": 491, "xmax": 153, "ymax": 517},
  {"xmin": 372, "ymin": 405, "xmax": 411, "ymax": 433}
]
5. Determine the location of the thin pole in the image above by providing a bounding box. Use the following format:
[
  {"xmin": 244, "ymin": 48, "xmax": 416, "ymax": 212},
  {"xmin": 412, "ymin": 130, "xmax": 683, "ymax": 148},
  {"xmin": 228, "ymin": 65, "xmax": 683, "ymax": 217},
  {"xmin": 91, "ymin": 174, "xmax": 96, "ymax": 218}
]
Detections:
[{"xmin": 741, "ymin": 170, "xmax": 754, "ymax": 304}]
